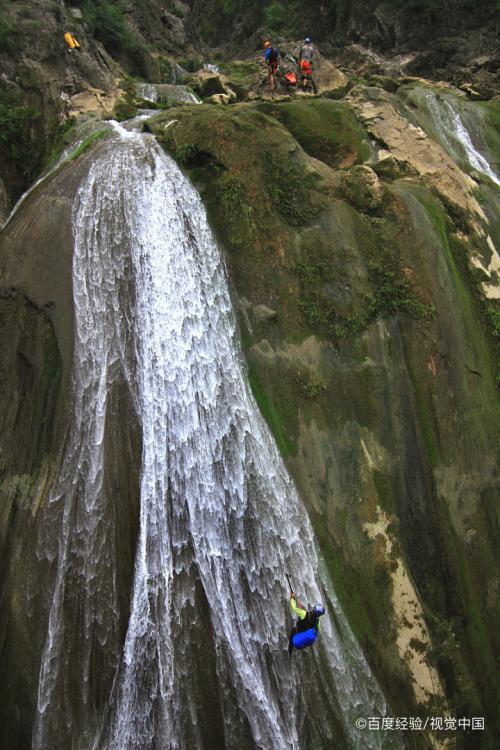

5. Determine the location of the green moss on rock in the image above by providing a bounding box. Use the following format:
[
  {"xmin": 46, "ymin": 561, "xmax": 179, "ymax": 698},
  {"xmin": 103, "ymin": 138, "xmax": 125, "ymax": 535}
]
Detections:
[
  {"xmin": 247, "ymin": 364, "xmax": 294, "ymax": 456},
  {"xmin": 257, "ymin": 99, "xmax": 371, "ymax": 168}
]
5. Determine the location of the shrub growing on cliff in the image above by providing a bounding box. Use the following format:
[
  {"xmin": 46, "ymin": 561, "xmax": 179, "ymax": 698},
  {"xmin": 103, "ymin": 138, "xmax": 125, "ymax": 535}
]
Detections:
[
  {"xmin": 0, "ymin": 12, "xmax": 15, "ymax": 53},
  {"xmin": 82, "ymin": 0, "xmax": 149, "ymax": 76},
  {"xmin": 0, "ymin": 88, "xmax": 40, "ymax": 178},
  {"xmin": 264, "ymin": 150, "xmax": 320, "ymax": 227}
]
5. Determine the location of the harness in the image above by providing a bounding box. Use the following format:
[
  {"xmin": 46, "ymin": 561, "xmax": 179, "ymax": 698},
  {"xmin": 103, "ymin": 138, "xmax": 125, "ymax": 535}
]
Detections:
[{"xmin": 296, "ymin": 610, "xmax": 318, "ymax": 633}]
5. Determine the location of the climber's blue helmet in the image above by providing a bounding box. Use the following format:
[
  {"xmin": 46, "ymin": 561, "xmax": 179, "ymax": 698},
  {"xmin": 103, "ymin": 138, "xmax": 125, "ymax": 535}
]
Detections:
[
  {"xmin": 305, "ymin": 37, "xmax": 311, "ymax": 43},
  {"xmin": 313, "ymin": 603, "xmax": 325, "ymax": 616}
]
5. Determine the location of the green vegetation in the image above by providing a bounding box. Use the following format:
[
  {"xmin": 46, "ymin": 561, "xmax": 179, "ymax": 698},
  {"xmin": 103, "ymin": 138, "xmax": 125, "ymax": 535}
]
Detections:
[
  {"xmin": 299, "ymin": 374, "xmax": 326, "ymax": 398},
  {"xmin": 312, "ymin": 515, "xmax": 383, "ymax": 645},
  {"xmin": 247, "ymin": 365, "xmax": 294, "ymax": 456},
  {"xmin": 258, "ymin": 100, "xmax": 370, "ymax": 169},
  {"xmin": 219, "ymin": 62, "xmax": 260, "ymax": 85},
  {"xmin": 175, "ymin": 142, "xmax": 200, "ymax": 165},
  {"xmin": 44, "ymin": 116, "xmax": 78, "ymax": 170},
  {"xmin": 218, "ymin": 62, "xmax": 262, "ymax": 98},
  {"xmin": 264, "ymin": 149, "xmax": 320, "ymax": 226},
  {"xmin": 216, "ymin": 174, "xmax": 257, "ymax": 251},
  {"xmin": 80, "ymin": 0, "xmax": 149, "ymax": 76},
  {"xmin": 296, "ymin": 216, "xmax": 434, "ymax": 341},
  {"xmin": 0, "ymin": 87, "xmax": 40, "ymax": 179},
  {"xmin": 113, "ymin": 77, "xmax": 139, "ymax": 120},
  {"xmin": 69, "ymin": 129, "xmax": 109, "ymax": 161},
  {"xmin": 372, "ymin": 470, "xmax": 396, "ymax": 515},
  {"xmin": 486, "ymin": 302, "xmax": 500, "ymax": 338},
  {"xmin": 158, "ymin": 57, "xmax": 174, "ymax": 83},
  {"xmin": 177, "ymin": 57, "xmax": 203, "ymax": 73},
  {"xmin": 265, "ymin": 1, "xmax": 288, "ymax": 32},
  {"xmin": 113, "ymin": 99, "xmax": 138, "ymax": 121},
  {"xmin": 419, "ymin": 191, "xmax": 500, "ymax": 385},
  {"xmin": 0, "ymin": 7, "xmax": 16, "ymax": 53},
  {"xmin": 407, "ymin": 360, "xmax": 440, "ymax": 466}
]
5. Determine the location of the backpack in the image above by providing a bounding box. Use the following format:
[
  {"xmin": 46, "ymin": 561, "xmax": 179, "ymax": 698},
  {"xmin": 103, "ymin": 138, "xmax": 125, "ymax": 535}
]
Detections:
[{"xmin": 267, "ymin": 46, "xmax": 279, "ymax": 64}]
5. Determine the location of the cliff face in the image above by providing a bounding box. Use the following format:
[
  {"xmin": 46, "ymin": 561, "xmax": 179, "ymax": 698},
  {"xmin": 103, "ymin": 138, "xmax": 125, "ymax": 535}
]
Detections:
[
  {"xmin": 0, "ymin": 3, "xmax": 499, "ymax": 749},
  {"xmin": 147, "ymin": 85, "xmax": 500, "ymax": 745},
  {"xmin": 0, "ymin": 0, "xmax": 196, "ymax": 208}
]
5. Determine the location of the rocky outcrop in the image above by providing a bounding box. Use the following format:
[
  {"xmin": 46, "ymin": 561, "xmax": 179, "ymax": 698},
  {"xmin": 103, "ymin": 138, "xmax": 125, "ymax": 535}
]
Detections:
[
  {"xmin": 347, "ymin": 85, "xmax": 485, "ymax": 220},
  {"xmin": 313, "ymin": 59, "xmax": 349, "ymax": 98},
  {"xmin": 147, "ymin": 90, "xmax": 500, "ymax": 747},
  {"xmin": 189, "ymin": 69, "xmax": 237, "ymax": 101}
]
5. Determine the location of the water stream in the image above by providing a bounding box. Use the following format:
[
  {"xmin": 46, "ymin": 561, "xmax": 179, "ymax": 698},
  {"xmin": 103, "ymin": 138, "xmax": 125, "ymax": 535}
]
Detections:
[
  {"xmin": 136, "ymin": 83, "xmax": 200, "ymax": 105},
  {"xmin": 412, "ymin": 88, "xmax": 500, "ymax": 186},
  {"xmin": 33, "ymin": 121, "xmax": 401, "ymax": 750}
]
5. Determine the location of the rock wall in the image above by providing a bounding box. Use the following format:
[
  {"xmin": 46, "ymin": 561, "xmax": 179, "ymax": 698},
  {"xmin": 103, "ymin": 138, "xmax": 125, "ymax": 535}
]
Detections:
[
  {"xmin": 0, "ymin": 3, "xmax": 499, "ymax": 748},
  {"xmin": 148, "ymin": 87, "xmax": 500, "ymax": 747}
]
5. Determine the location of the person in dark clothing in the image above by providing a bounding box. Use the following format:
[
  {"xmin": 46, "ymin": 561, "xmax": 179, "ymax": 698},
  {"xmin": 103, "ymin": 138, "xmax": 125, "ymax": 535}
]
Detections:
[{"xmin": 288, "ymin": 592, "xmax": 325, "ymax": 656}]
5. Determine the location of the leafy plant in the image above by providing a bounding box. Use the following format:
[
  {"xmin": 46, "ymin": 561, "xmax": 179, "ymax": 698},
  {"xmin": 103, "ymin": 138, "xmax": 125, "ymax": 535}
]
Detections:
[
  {"xmin": 113, "ymin": 99, "xmax": 137, "ymax": 121},
  {"xmin": 264, "ymin": 149, "xmax": 320, "ymax": 227},
  {"xmin": 175, "ymin": 142, "xmax": 199, "ymax": 165},
  {"xmin": 485, "ymin": 302, "xmax": 500, "ymax": 338},
  {"xmin": 82, "ymin": 0, "xmax": 149, "ymax": 76},
  {"xmin": 69, "ymin": 129, "xmax": 109, "ymax": 161},
  {"xmin": 0, "ymin": 11, "xmax": 15, "ymax": 53},
  {"xmin": 299, "ymin": 374, "xmax": 327, "ymax": 398},
  {"xmin": 0, "ymin": 88, "xmax": 40, "ymax": 178},
  {"xmin": 265, "ymin": 1, "xmax": 288, "ymax": 32},
  {"xmin": 217, "ymin": 175, "xmax": 246, "ymax": 211}
]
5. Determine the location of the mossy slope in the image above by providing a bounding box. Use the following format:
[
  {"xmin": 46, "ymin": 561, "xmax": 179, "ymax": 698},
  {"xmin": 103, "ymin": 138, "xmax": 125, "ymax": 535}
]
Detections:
[{"xmin": 149, "ymin": 98, "xmax": 500, "ymax": 747}]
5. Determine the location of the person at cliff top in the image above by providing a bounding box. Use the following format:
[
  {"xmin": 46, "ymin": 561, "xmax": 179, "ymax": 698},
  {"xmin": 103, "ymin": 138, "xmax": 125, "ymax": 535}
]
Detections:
[
  {"xmin": 264, "ymin": 41, "xmax": 280, "ymax": 91},
  {"xmin": 298, "ymin": 37, "xmax": 317, "ymax": 92},
  {"xmin": 288, "ymin": 591, "xmax": 325, "ymax": 656}
]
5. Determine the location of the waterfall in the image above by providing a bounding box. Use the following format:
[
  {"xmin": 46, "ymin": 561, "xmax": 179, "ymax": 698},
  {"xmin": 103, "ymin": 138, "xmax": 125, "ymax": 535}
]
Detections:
[
  {"xmin": 204, "ymin": 63, "xmax": 221, "ymax": 74},
  {"xmin": 33, "ymin": 122, "xmax": 401, "ymax": 750},
  {"xmin": 448, "ymin": 106, "xmax": 500, "ymax": 186},
  {"xmin": 136, "ymin": 82, "xmax": 200, "ymax": 105},
  {"xmin": 417, "ymin": 88, "xmax": 500, "ymax": 186}
]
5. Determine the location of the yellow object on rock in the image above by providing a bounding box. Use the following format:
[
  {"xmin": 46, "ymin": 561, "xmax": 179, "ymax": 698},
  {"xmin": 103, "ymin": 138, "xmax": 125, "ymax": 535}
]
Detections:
[{"xmin": 64, "ymin": 32, "xmax": 81, "ymax": 50}]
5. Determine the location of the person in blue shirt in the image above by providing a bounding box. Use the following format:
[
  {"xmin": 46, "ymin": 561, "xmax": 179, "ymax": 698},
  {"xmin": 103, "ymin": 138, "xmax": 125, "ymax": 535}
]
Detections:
[
  {"xmin": 288, "ymin": 591, "xmax": 325, "ymax": 656},
  {"xmin": 264, "ymin": 41, "xmax": 280, "ymax": 92}
]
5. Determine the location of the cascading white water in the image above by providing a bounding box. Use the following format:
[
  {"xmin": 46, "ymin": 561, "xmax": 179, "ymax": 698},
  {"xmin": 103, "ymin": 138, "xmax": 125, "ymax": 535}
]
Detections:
[
  {"xmin": 204, "ymin": 63, "xmax": 220, "ymax": 74},
  {"xmin": 418, "ymin": 89, "xmax": 500, "ymax": 186},
  {"xmin": 449, "ymin": 107, "xmax": 500, "ymax": 186},
  {"xmin": 136, "ymin": 82, "xmax": 200, "ymax": 105},
  {"xmin": 33, "ymin": 122, "xmax": 402, "ymax": 750}
]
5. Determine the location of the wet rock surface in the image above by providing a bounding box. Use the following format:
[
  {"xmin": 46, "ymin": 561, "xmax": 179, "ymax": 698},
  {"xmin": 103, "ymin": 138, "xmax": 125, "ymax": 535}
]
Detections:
[{"xmin": 0, "ymin": 3, "xmax": 499, "ymax": 748}]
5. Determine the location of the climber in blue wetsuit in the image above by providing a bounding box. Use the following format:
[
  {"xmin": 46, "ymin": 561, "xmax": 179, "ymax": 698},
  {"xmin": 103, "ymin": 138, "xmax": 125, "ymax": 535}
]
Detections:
[{"xmin": 288, "ymin": 592, "xmax": 325, "ymax": 656}]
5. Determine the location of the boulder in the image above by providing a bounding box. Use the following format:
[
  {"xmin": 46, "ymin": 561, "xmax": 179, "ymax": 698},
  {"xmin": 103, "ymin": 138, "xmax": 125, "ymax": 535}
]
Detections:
[
  {"xmin": 371, "ymin": 149, "xmax": 407, "ymax": 179},
  {"xmin": 69, "ymin": 87, "xmax": 120, "ymax": 118},
  {"xmin": 340, "ymin": 165, "xmax": 384, "ymax": 211},
  {"xmin": 206, "ymin": 93, "xmax": 232, "ymax": 105},
  {"xmin": 159, "ymin": 11, "xmax": 186, "ymax": 46},
  {"xmin": 314, "ymin": 59, "xmax": 349, "ymax": 99},
  {"xmin": 459, "ymin": 83, "xmax": 488, "ymax": 101},
  {"xmin": 253, "ymin": 305, "xmax": 278, "ymax": 324},
  {"xmin": 368, "ymin": 74, "xmax": 399, "ymax": 93},
  {"xmin": 190, "ymin": 70, "xmax": 228, "ymax": 98},
  {"xmin": 190, "ymin": 70, "xmax": 238, "ymax": 103}
]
